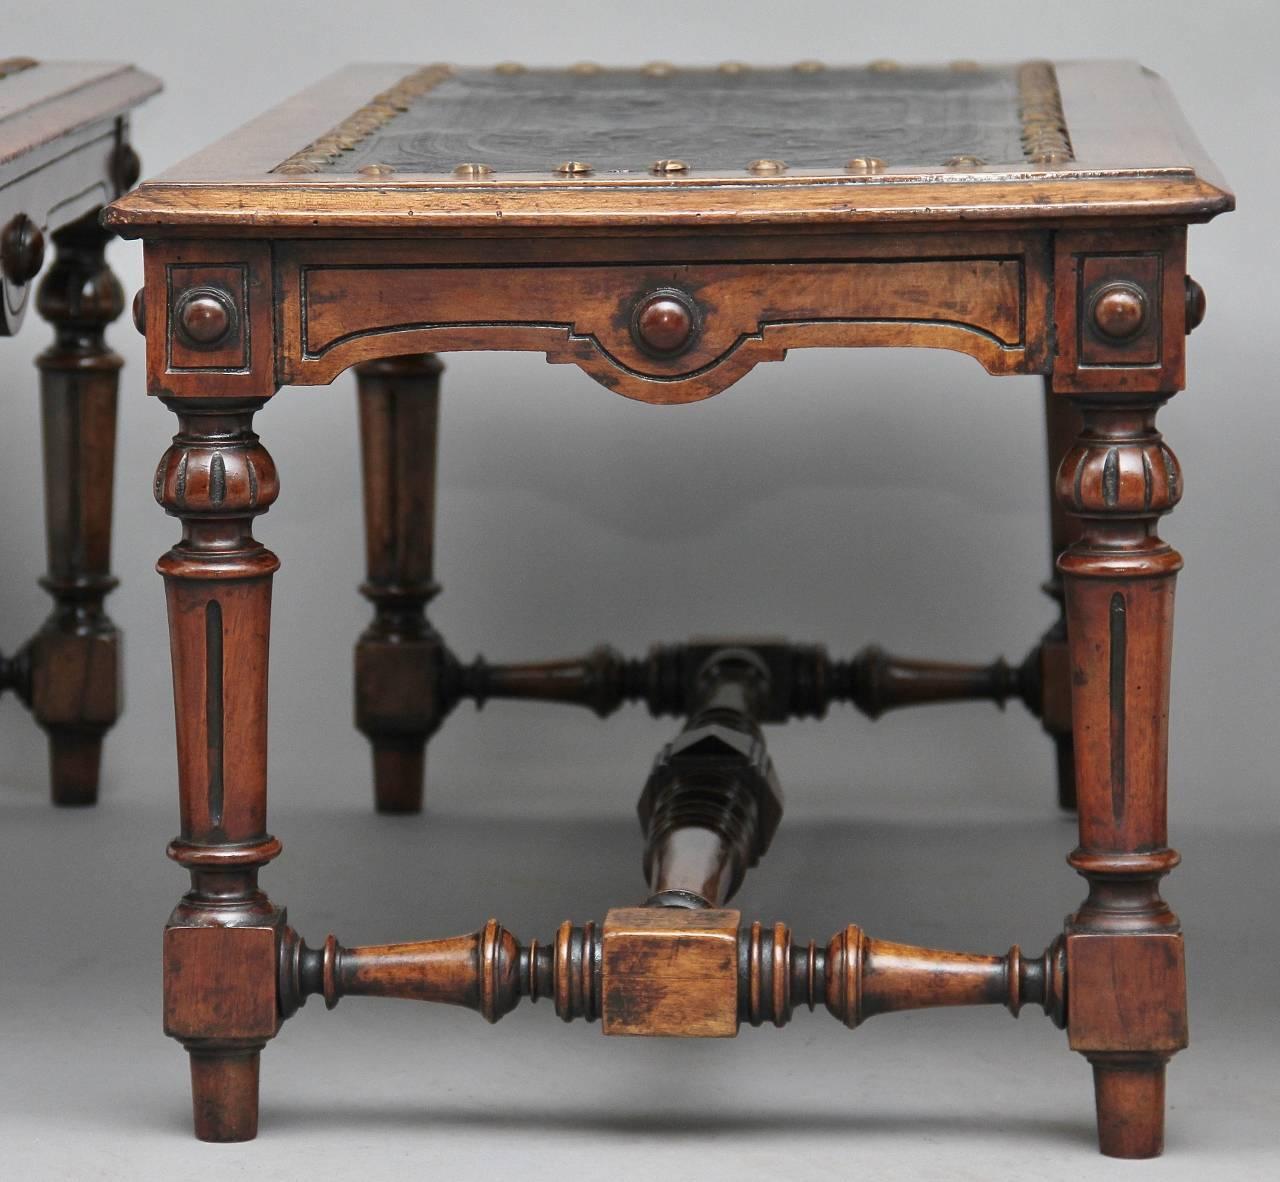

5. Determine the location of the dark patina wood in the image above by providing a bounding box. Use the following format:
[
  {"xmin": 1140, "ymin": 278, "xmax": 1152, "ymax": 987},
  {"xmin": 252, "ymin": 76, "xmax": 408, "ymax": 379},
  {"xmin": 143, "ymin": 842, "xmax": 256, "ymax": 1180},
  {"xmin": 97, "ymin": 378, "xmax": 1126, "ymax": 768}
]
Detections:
[
  {"xmin": 276, "ymin": 912, "xmax": 1065, "ymax": 1032},
  {"xmin": 106, "ymin": 59, "xmax": 1231, "ymax": 1157},
  {"xmin": 354, "ymin": 353, "xmax": 444, "ymax": 813},
  {"xmin": 0, "ymin": 60, "xmax": 159, "ymax": 803}
]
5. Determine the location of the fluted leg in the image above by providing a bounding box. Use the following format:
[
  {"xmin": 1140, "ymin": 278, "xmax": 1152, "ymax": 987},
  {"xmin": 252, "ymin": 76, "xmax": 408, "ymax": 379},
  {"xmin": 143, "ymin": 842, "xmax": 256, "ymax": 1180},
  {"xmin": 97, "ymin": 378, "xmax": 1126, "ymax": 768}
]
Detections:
[
  {"xmin": 155, "ymin": 400, "xmax": 283, "ymax": 1142},
  {"xmin": 1055, "ymin": 395, "xmax": 1187, "ymax": 1158},
  {"xmin": 30, "ymin": 210, "xmax": 124, "ymax": 804},
  {"xmin": 354, "ymin": 354, "xmax": 445, "ymax": 813}
]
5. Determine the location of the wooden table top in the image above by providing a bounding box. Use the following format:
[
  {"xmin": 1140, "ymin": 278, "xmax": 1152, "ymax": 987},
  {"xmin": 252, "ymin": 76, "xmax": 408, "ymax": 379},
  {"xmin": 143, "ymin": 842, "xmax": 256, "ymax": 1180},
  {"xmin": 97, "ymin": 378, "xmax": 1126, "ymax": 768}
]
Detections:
[
  {"xmin": 0, "ymin": 59, "xmax": 159, "ymax": 183},
  {"xmin": 106, "ymin": 60, "xmax": 1231, "ymax": 236},
  {"xmin": 1, "ymin": 58, "xmax": 159, "ymax": 334}
]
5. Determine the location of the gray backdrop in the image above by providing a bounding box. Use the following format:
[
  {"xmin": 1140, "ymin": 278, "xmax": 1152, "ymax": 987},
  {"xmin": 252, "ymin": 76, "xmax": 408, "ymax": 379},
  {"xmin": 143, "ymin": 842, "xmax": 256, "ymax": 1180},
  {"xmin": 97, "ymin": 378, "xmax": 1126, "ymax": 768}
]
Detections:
[
  {"xmin": 2, "ymin": 0, "xmax": 1272, "ymax": 828},
  {"xmin": 0, "ymin": 3, "xmax": 1275, "ymax": 1178}
]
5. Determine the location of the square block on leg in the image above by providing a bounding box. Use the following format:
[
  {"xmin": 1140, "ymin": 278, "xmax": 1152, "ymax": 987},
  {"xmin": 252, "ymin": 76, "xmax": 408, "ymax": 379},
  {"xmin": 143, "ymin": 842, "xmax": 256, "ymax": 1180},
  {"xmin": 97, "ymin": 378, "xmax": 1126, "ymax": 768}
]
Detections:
[
  {"xmin": 602, "ymin": 907, "xmax": 740, "ymax": 1037},
  {"xmin": 1066, "ymin": 931, "xmax": 1188, "ymax": 1054},
  {"xmin": 164, "ymin": 925, "xmax": 281, "ymax": 1043}
]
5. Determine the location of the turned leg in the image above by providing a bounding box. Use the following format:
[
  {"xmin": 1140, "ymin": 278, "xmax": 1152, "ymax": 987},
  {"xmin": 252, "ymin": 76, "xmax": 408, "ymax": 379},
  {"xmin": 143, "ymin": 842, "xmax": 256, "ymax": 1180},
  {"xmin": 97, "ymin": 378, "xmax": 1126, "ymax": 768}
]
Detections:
[
  {"xmin": 1056, "ymin": 395, "xmax": 1187, "ymax": 1158},
  {"xmin": 354, "ymin": 354, "xmax": 445, "ymax": 813},
  {"xmin": 155, "ymin": 400, "xmax": 284, "ymax": 1142},
  {"xmin": 29, "ymin": 210, "xmax": 124, "ymax": 804},
  {"xmin": 1038, "ymin": 379, "xmax": 1083, "ymax": 810}
]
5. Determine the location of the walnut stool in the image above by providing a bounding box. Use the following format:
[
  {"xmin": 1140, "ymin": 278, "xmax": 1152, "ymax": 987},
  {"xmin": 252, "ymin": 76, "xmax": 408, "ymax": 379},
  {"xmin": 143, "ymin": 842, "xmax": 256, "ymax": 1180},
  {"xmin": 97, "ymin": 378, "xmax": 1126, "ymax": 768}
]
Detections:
[
  {"xmin": 0, "ymin": 59, "xmax": 159, "ymax": 803},
  {"xmin": 105, "ymin": 60, "xmax": 1233, "ymax": 1155}
]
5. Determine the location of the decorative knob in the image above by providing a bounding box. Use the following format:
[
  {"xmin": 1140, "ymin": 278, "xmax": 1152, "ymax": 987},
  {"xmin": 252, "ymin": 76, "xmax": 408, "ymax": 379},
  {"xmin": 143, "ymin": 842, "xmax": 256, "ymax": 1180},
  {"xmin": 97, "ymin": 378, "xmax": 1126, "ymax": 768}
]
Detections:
[
  {"xmin": 111, "ymin": 143, "xmax": 142, "ymax": 192},
  {"xmin": 1185, "ymin": 275, "xmax": 1206, "ymax": 334},
  {"xmin": 1, "ymin": 214, "xmax": 45, "ymax": 285},
  {"xmin": 174, "ymin": 286, "xmax": 236, "ymax": 348},
  {"xmin": 131, "ymin": 289, "xmax": 146, "ymax": 335},
  {"xmin": 1090, "ymin": 281, "xmax": 1147, "ymax": 342},
  {"xmin": 632, "ymin": 290, "xmax": 696, "ymax": 356}
]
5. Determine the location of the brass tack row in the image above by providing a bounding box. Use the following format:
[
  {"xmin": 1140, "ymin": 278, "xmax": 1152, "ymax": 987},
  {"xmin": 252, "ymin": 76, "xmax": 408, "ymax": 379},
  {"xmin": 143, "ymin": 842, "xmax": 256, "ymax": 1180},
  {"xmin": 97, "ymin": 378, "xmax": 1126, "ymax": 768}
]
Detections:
[
  {"xmin": 470, "ymin": 60, "xmax": 991, "ymax": 77},
  {"xmin": 1017, "ymin": 59, "xmax": 1074, "ymax": 165},
  {"xmin": 273, "ymin": 63, "xmax": 454, "ymax": 174},
  {"xmin": 446, "ymin": 158, "xmax": 902, "ymax": 178},
  {"xmin": 431, "ymin": 155, "xmax": 1045, "ymax": 179}
]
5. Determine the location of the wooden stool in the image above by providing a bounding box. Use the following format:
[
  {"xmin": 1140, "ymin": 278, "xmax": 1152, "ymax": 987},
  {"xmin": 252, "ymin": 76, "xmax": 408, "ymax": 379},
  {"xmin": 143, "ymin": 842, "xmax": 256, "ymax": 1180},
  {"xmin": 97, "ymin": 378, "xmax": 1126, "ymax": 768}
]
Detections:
[
  {"xmin": 0, "ymin": 59, "xmax": 158, "ymax": 804},
  {"xmin": 106, "ymin": 60, "xmax": 1232, "ymax": 1155}
]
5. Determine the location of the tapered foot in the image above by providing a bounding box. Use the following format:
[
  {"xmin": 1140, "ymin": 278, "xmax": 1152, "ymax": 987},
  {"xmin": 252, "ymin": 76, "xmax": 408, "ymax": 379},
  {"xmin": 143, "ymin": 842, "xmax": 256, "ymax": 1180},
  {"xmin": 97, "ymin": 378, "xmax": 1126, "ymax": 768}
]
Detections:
[
  {"xmin": 372, "ymin": 740, "xmax": 425, "ymax": 814},
  {"xmin": 48, "ymin": 733, "xmax": 102, "ymax": 807},
  {"xmin": 189, "ymin": 1050, "xmax": 261, "ymax": 1143},
  {"xmin": 1091, "ymin": 1055, "xmax": 1167, "ymax": 1159}
]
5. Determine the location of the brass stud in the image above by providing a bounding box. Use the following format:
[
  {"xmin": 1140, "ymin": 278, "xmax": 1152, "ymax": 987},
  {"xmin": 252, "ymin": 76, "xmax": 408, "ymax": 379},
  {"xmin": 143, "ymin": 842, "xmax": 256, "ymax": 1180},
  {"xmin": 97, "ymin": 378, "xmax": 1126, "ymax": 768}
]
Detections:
[
  {"xmin": 945, "ymin": 154, "xmax": 987, "ymax": 168},
  {"xmin": 494, "ymin": 62, "xmax": 526, "ymax": 75},
  {"xmin": 1028, "ymin": 148, "xmax": 1071, "ymax": 166},
  {"xmin": 719, "ymin": 61, "xmax": 750, "ymax": 75},
  {"xmin": 555, "ymin": 160, "xmax": 594, "ymax": 176},
  {"xmin": 453, "ymin": 162, "xmax": 495, "ymax": 178},
  {"xmin": 650, "ymin": 159, "xmax": 690, "ymax": 175},
  {"xmin": 748, "ymin": 159, "xmax": 787, "ymax": 175},
  {"xmin": 643, "ymin": 61, "xmax": 676, "ymax": 77},
  {"xmin": 868, "ymin": 59, "xmax": 901, "ymax": 72},
  {"xmin": 356, "ymin": 163, "xmax": 397, "ymax": 176},
  {"xmin": 845, "ymin": 156, "xmax": 886, "ymax": 174},
  {"xmin": 570, "ymin": 62, "xmax": 602, "ymax": 75},
  {"xmin": 793, "ymin": 60, "xmax": 825, "ymax": 74}
]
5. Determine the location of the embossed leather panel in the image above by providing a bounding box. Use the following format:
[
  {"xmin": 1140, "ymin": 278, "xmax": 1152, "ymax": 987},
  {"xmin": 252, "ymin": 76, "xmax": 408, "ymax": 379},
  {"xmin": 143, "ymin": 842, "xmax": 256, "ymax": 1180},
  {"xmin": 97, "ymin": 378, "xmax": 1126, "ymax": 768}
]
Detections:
[{"xmin": 320, "ymin": 65, "xmax": 1029, "ymax": 177}]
